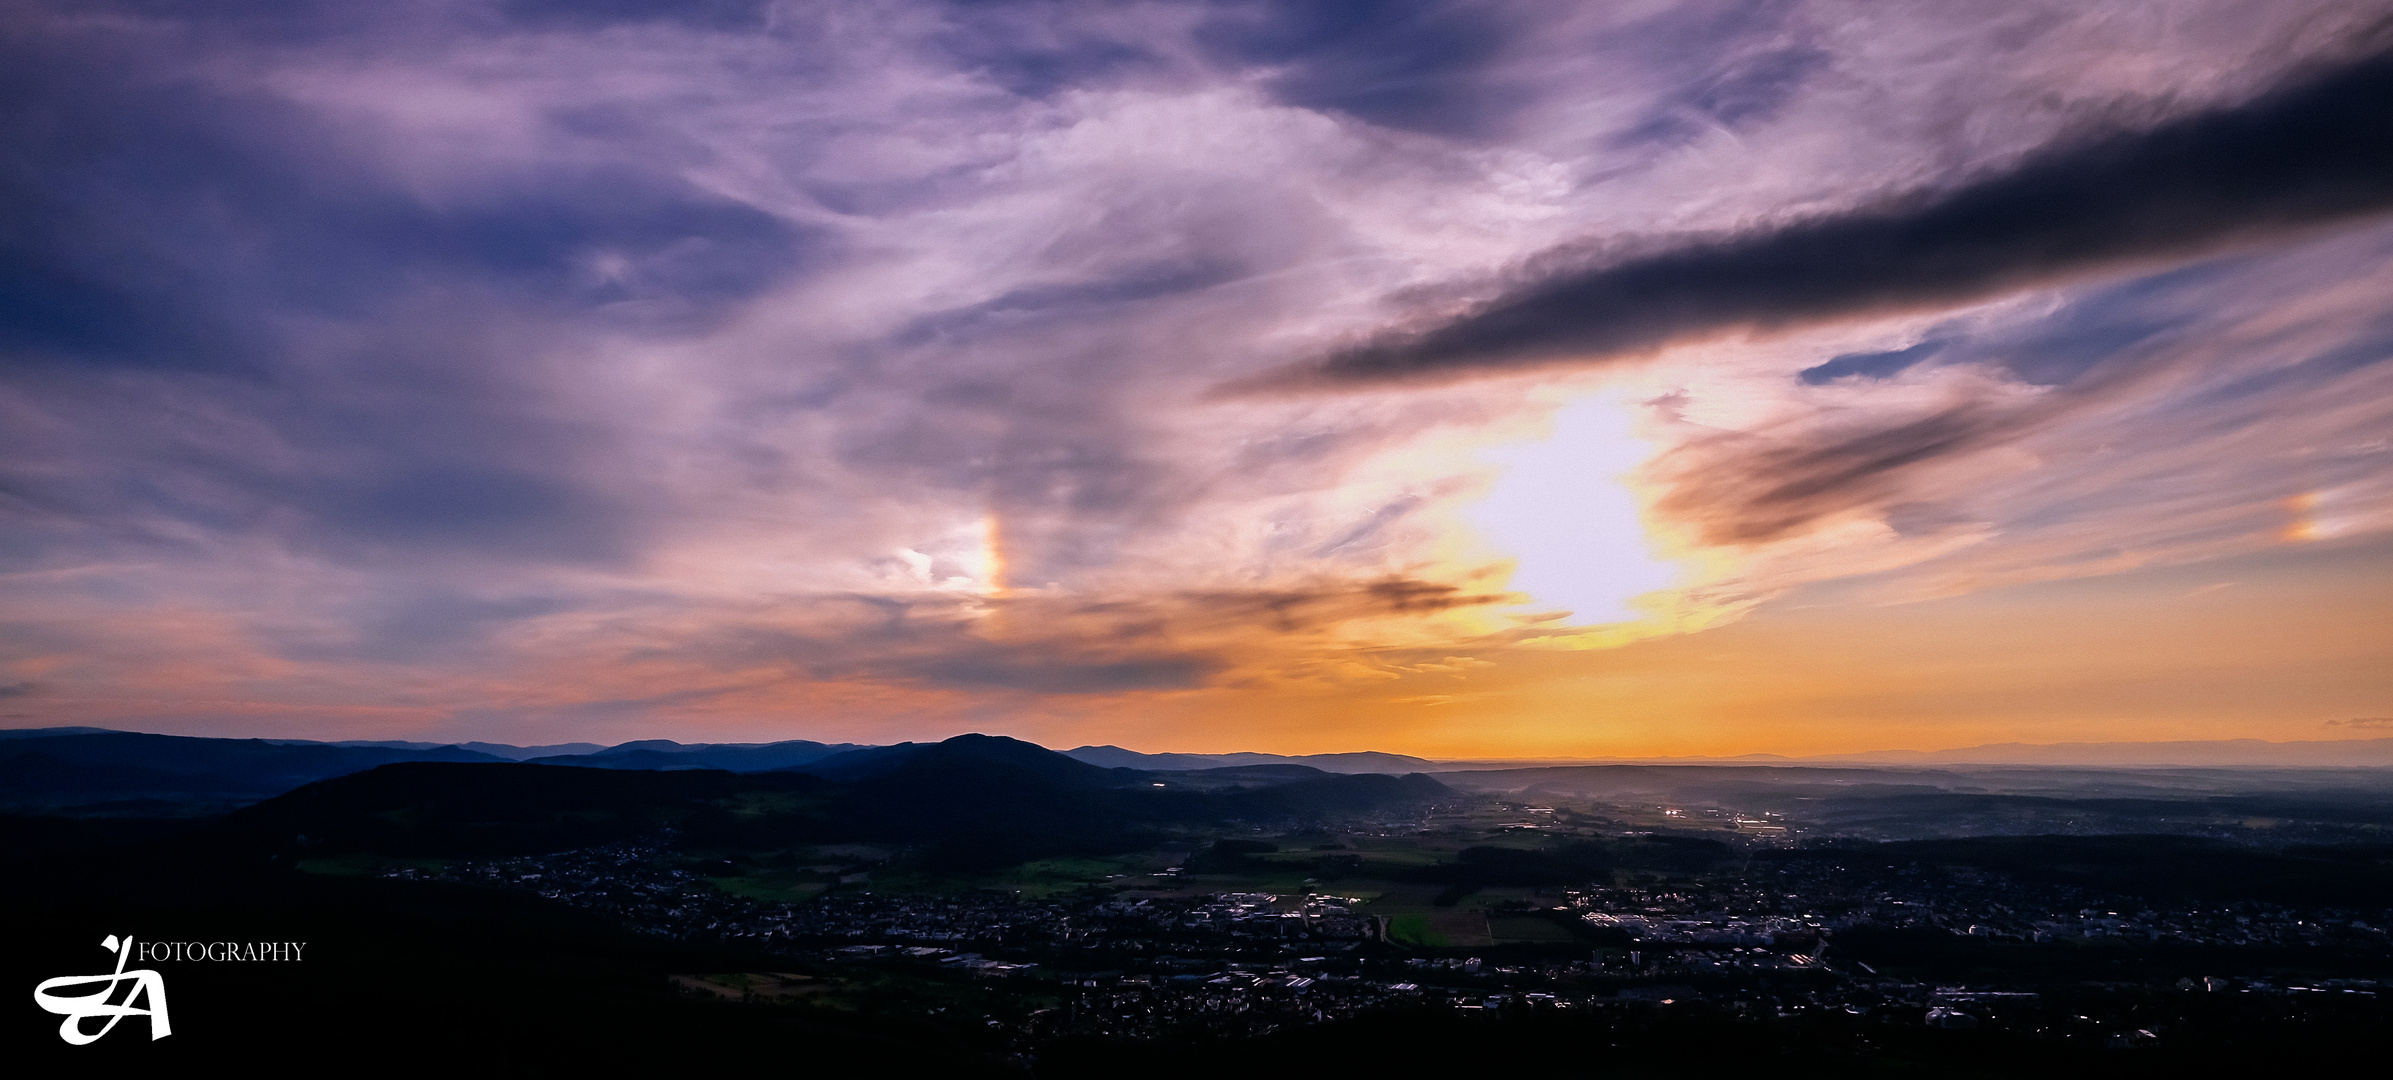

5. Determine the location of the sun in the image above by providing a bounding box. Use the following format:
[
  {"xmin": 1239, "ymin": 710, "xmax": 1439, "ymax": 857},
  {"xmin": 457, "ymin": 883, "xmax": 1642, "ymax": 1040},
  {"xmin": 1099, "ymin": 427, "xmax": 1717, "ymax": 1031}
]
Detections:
[{"xmin": 1468, "ymin": 393, "xmax": 1677, "ymax": 626}]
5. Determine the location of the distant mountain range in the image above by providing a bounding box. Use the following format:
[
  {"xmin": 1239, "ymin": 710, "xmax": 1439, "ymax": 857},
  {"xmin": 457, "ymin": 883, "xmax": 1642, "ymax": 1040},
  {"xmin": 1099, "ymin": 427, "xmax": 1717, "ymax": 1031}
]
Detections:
[
  {"xmin": 1791, "ymin": 739, "xmax": 2393, "ymax": 767},
  {"xmin": 0, "ymin": 731, "xmax": 507, "ymax": 813},
  {"xmin": 5, "ymin": 724, "xmax": 2389, "ymax": 817},
  {"xmin": 524, "ymin": 738, "xmax": 872, "ymax": 772},
  {"xmin": 1439, "ymin": 738, "xmax": 2393, "ymax": 769},
  {"xmin": 0, "ymin": 727, "xmax": 1462, "ymax": 818},
  {"xmin": 1062, "ymin": 737, "xmax": 2393, "ymax": 770},
  {"xmin": 218, "ymin": 734, "xmax": 1454, "ymax": 870},
  {"xmin": 1060, "ymin": 745, "xmax": 1442, "ymax": 774}
]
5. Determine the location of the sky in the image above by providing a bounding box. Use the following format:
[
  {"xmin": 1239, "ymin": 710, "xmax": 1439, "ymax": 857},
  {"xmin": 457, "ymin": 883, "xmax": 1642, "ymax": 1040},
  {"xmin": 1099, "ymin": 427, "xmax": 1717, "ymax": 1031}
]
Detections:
[{"xmin": 3, "ymin": 0, "xmax": 2390, "ymax": 757}]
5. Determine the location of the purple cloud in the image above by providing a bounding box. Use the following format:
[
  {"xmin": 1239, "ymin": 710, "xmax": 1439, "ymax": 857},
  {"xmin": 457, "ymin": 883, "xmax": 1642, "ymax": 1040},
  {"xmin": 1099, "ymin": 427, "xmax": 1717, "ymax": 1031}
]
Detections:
[{"xmin": 1, "ymin": 0, "xmax": 2387, "ymax": 741}]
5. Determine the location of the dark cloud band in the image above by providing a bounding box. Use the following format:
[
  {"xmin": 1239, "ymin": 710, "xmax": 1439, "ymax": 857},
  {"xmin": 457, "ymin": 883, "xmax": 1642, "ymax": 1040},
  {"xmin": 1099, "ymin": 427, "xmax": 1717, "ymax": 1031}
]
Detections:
[{"xmin": 1277, "ymin": 51, "xmax": 2393, "ymax": 386}]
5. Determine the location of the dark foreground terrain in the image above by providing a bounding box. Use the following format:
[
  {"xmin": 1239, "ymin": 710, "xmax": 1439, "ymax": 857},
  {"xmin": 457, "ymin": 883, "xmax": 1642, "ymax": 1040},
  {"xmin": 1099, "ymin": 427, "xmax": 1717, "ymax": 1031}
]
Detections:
[{"xmin": 8, "ymin": 735, "xmax": 2390, "ymax": 1074}]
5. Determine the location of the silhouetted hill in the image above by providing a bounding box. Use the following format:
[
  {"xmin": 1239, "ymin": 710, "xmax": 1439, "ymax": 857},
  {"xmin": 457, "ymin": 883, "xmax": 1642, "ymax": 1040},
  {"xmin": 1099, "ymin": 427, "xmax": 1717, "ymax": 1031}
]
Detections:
[
  {"xmin": 0, "ymin": 750, "xmax": 269, "ymax": 813},
  {"xmin": 226, "ymin": 762, "xmax": 839, "ymax": 856},
  {"xmin": 211, "ymin": 736, "xmax": 1458, "ymax": 869},
  {"xmin": 821, "ymin": 736, "xmax": 1149, "ymax": 868},
  {"xmin": 528, "ymin": 748, "xmax": 721, "ymax": 771},
  {"xmin": 1064, "ymin": 744, "xmax": 1441, "ymax": 774},
  {"xmin": 532, "ymin": 738, "xmax": 869, "ymax": 772},
  {"xmin": 0, "ymin": 750, "xmax": 222, "ymax": 792},
  {"xmin": 867, "ymin": 733, "xmax": 1135, "ymax": 788},
  {"xmin": 784, "ymin": 742, "xmax": 934, "ymax": 781},
  {"xmin": 789, "ymin": 734, "xmax": 1134, "ymax": 788},
  {"xmin": 0, "ymin": 732, "xmax": 507, "ymax": 813}
]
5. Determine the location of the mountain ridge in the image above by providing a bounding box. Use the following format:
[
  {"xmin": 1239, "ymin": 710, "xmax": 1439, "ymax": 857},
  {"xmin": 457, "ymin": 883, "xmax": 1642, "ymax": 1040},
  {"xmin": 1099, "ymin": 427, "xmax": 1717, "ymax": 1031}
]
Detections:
[{"xmin": 214, "ymin": 734, "xmax": 1457, "ymax": 869}]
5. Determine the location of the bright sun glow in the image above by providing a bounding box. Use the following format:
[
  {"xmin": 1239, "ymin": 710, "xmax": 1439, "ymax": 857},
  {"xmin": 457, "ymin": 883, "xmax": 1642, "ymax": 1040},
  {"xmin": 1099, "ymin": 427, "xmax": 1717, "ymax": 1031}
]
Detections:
[{"xmin": 1469, "ymin": 395, "xmax": 1676, "ymax": 625}]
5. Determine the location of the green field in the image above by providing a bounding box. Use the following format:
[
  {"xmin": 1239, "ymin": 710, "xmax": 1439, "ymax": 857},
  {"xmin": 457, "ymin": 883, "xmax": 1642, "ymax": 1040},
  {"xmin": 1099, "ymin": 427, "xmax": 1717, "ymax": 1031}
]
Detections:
[
  {"xmin": 1385, "ymin": 913, "xmax": 1448, "ymax": 947},
  {"xmin": 1387, "ymin": 910, "xmax": 1495, "ymax": 948},
  {"xmin": 294, "ymin": 853, "xmax": 450, "ymax": 877},
  {"xmin": 683, "ymin": 802, "xmax": 1732, "ymax": 913}
]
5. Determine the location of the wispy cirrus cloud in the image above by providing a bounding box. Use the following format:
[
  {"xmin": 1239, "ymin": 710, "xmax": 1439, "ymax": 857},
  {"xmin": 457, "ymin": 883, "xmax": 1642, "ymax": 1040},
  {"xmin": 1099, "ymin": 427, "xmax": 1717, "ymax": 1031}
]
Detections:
[
  {"xmin": 1264, "ymin": 47, "xmax": 2393, "ymax": 388},
  {"xmin": 1, "ymin": 0, "xmax": 2387, "ymax": 747}
]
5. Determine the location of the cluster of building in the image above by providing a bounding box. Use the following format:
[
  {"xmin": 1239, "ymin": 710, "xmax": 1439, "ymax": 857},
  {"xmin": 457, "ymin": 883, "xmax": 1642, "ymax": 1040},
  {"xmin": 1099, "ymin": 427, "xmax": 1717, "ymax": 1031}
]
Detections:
[
  {"xmin": 382, "ymin": 835, "xmax": 2386, "ymax": 1050},
  {"xmin": 1667, "ymin": 857, "xmax": 2393, "ymax": 950}
]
